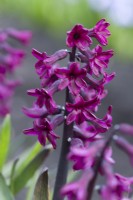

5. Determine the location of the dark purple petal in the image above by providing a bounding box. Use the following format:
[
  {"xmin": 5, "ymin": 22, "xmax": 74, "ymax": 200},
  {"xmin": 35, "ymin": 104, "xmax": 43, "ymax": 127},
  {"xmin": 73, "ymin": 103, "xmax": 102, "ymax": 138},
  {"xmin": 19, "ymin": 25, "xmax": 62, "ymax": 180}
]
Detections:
[
  {"xmin": 22, "ymin": 105, "xmax": 48, "ymax": 118},
  {"xmin": 32, "ymin": 48, "xmax": 47, "ymax": 60},
  {"xmin": 23, "ymin": 128, "xmax": 37, "ymax": 135},
  {"xmin": 38, "ymin": 133, "xmax": 46, "ymax": 146},
  {"xmin": 66, "ymin": 110, "xmax": 77, "ymax": 125},
  {"xmin": 51, "ymin": 114, "xmax": 65, "ymax": 129},
  {"xmin": 47, "ymin": 131, "xmax": 59, "ymax": 149},
  {"xmin": 68, "ymin": 80, "xmax": 80, "ymax": 95},
  {"xmin": 58, "ymin": 78, "xmax": 69, "ymax": 90},
  {"xmin": 55, "ymin": 68, "xmax": 68, "ymax": 78}
]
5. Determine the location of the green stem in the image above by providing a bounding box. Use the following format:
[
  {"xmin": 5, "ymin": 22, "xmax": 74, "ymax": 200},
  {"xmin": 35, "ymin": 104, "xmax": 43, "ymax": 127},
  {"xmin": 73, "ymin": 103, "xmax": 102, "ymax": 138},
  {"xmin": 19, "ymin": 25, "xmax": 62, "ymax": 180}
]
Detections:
[{"xmin": 52, "ymin": 47, "xmax": 76, "ymax": 200}]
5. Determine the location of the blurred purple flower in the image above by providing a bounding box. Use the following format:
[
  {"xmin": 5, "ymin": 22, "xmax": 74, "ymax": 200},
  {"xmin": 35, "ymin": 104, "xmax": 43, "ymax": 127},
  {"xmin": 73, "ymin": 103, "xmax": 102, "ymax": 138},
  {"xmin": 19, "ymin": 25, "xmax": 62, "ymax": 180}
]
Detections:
[
  {"xmin": 73, "ymin": 122, "xmax": 101, "ymax": 141},
  {"xmin": 0, "ymin": 27, "xmax": 31, "ymax": 117},
  {"xmin": 7, "ymin": 28, "xmax": 32, "ymax": 45},
  {"xmin": 114, "ymin": 136, "xmax": 133, "ymax": 167},
  {"xmin": 118, "ymin": 123, "xmax": 133, "ymax": 136},
  {"xmin": 61, "ymin": 170, "xmax": 94, "ymax": 200},
  {"xmin": 100, "ymin": 162, "xmax": 133, "ymax": 200},
  {"xmin": 68, "ymin": 139, "xmax": 104, "ymax": 170},
  {"xmin": 0, "ymin": 32, "xmax": 7, "ymax": 42}
]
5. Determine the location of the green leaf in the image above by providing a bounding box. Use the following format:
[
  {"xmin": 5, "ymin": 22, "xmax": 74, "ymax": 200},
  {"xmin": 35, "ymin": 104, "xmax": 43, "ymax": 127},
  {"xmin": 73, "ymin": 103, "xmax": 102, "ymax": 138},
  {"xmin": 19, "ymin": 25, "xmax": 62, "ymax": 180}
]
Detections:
[
  {"xmin": 3, "ymin": 142, "xmax": 42, "ymax": 177},
  {"xmin": 11, "ymin": 144, "xmax": 52, "ymax": 194},
  {"xmin": 9, "ymin": 158, "xmax": 19, "ymax": 192},
  {"xmin": 0, "ymin": 115, "xmax": 11, "ymax": 171},
  {"xmin": 26, "ymin": 172, "xmax": 39, "ymax": 200},
  {"xmin": 34, "ymin": 168, "xmax": 49, "ymax": 200},
  {"xmin": 0, "ymin": 173, "xmax": 14, "ymax": 200},
  {"xmin": 16, "ymin": 142, "xmax": 42, "ymax": 175}
]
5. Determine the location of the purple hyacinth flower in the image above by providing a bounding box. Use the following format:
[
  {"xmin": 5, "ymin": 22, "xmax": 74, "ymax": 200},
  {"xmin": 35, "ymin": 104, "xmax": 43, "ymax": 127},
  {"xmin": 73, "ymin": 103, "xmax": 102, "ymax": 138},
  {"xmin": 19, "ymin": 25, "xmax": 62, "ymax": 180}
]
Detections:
[
  {"xmin": 61, "ymin": 170, "xmax": 94, "ymax": 200},
  {"xmin": 68, "ymin": 138, "xmax": 104, "ymax": 170},
  {"xmin": 66, "ymin": 24, "xmax": 92, "ymax": 50},
  {"xmin": 89, "ymin": 45, "xmax": 114, "ymax": 76},
  {"xmin": 22, "ymin": 104, "xmax": 48, "ymax": 118},
  {"xmin": 7, "ymin": 28, "xmax": 32, "ymax": 45},
  {"xmin": 42, "ymin": 49, "xmax": 68, "ymax": 64},
  {"xmin": 114, "ymin": 136, "xmax": 133, "ymax": 167},
  {"xmin": 55, "ymin": 62, "xmax": 87, "ymax": 95},
  {"xmin": 118, "ymin": 123, "xmax": 133, "ymax": 136},
  {"xmin": 32, "ymin": 48, "xmax": 68, "ymax": 62},
  {"xmin": 0, "ymin": 75, "xmax": 20, "ymax": 99},
  {"xmin": 88, "ymin": 19, "xmax": 111, "ymax": 46},
  {"xmin": 23, "ymin": 118, "xmax": 59, "ymax": 149},
  {"xmin": 91, "ymin": 105, "xmax": 112, "ymax": 133},
  {"xmin": 0, "ymin": 77, "xmax": 20, "ymax": 117},
  {"xmin": 66, "ymin": 95, "xmax": 100, "ymax": 125},
  {"xmin": 1, "ymin": 53, "xmax": 24, "ymax": 72},
  {"xmin": 100, "ymin": 162, "xmax": 133, "ymax": 200},
  {"xmin": 73, "ymin": 122, "xmax": 102, "ymax": 142},
  {"xmin": 66, "ymin": 97, "xmax": 112, "ymax": 129},
  {"xmin": 32, "ymin": 49, "xmax": 51, "ymax": 78},
  {"xmin": 27, "ymin": 88, "xmax": 57, "ymax": 113},
  {"xmin": 32, "ymin": 48, "xmax": 67, "ymax": 80},
  {"xmin": 1, "ymin": 43, "xmax": 25, "ymax": 58}
]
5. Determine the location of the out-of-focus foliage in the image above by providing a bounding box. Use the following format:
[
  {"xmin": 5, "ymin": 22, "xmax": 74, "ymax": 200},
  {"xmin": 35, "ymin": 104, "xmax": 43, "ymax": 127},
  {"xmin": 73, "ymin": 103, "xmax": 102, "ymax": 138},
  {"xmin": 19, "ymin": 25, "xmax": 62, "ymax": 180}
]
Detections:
[
  {"xmin": 11, "ymin": 144, "xmax": 52, "ymax": 194},
  {"xmin": 0, "ymin": 115, "xmax": 11, "ymax": 171},
  {"xmin": 0, "ymin": 174, "xmax": 14, "ymax": 200},
  {"xmin": 0, "ymin": 0, "xmax": 133, "ymax": 60},
  {"xmin": 0, "ymin": 115, "xmax": 52, "ymax": 198}
]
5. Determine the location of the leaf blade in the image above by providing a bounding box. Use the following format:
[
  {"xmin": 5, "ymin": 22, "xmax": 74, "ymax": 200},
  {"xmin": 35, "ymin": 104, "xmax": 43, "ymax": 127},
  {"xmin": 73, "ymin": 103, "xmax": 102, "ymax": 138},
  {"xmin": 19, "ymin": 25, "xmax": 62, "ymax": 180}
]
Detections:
[
  {"xmin": 0, "ymin": 173, "xmax": 14, "ymax": 200},
  {"xmin": 12, "ymin": 144, "xmax": 52, "ymax": 194},
  {"xmin": 0, "ymin": 115, "xmax": 11, "ymax": 171},
  {"xmin": 34, "ymin": 168, "xmax": 49, "ymax": 200}
]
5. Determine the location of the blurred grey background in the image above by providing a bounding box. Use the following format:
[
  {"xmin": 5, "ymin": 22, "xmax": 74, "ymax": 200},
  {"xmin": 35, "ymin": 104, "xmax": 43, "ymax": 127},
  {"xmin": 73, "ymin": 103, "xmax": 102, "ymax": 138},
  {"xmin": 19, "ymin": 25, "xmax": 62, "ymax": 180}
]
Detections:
[{"xmin": 1, "ymin": 0, "xmax": 133, "ymax": 199}]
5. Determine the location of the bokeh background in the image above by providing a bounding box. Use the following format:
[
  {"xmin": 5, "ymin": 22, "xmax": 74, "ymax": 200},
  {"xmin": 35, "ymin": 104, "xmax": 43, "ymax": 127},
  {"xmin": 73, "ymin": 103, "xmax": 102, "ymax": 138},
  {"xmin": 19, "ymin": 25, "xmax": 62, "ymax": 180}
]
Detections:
[{"xmin": 1, "ymin": 0, "xmax": 133, "ymax": 199}]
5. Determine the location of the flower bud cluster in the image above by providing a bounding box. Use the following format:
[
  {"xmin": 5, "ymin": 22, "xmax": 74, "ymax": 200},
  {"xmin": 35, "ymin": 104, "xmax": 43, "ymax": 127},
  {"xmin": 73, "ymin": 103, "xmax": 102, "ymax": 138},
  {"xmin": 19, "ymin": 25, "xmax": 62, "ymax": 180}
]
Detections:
[{"xmin": 0, "ymin": 28, "xmax": 32, "ymax": 116}]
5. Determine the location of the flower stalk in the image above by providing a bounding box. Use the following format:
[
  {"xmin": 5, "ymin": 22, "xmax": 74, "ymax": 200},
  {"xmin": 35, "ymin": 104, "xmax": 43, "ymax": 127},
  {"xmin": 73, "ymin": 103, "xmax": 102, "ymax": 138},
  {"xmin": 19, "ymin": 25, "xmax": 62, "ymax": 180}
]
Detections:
[{"xmin": 53, "ymin": 46, "xmax": 76, "ymax": 200}]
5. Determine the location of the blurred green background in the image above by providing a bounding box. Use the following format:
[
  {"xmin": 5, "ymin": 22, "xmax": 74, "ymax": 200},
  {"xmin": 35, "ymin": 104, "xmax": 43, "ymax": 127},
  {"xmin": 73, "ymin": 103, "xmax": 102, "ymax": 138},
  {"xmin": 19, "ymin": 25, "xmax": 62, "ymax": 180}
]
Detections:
[{"xmin": 0, "ymin": 0, "xmax": 133, "ymax": 59}]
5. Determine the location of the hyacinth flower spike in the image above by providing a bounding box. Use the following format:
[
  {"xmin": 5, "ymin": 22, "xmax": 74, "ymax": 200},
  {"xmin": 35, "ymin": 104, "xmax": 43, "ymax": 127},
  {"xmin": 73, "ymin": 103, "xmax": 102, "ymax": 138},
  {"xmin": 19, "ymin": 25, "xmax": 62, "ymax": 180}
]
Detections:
[{"xmin": 23, "ymin": 19, "xmax": 118, "ymax": 200}]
